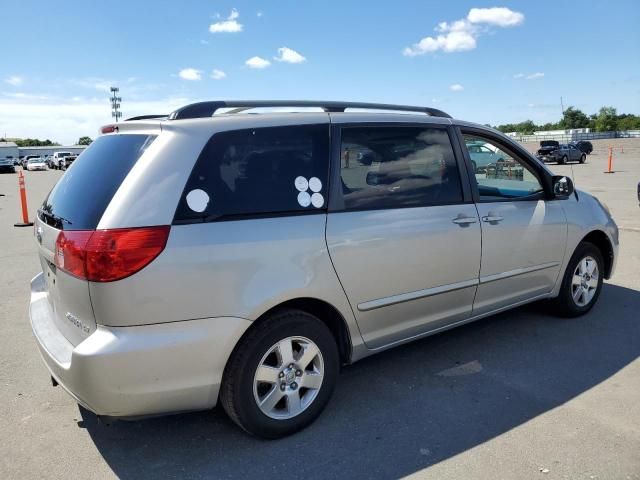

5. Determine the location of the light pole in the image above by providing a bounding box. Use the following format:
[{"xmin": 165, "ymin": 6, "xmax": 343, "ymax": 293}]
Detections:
[{"xmin": 110, "ymin": 87, "xmax": 122, "ymax": 122}]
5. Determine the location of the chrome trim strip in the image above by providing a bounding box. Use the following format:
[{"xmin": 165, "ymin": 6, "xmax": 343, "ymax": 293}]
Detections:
[
  {"xmin": 357, "ymin": 278, "xmax": 479, "ymax": 312},
  {"xmin": 479, "ymin": 262, "xmax": 560, "ymax": 284}
]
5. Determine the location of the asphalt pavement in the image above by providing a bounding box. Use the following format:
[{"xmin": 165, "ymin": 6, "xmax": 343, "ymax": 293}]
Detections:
[{"xmin": 0, "ymin": 147, "xmax": 638, "ymax": 479}]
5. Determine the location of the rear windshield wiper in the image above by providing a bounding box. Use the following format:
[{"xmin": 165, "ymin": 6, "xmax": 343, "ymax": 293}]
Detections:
[{"xmin": 39, "ymin": 209, "xmax": 73, "ymax": 228}]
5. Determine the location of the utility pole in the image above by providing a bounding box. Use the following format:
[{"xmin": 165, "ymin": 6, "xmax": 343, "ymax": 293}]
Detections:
[
  {"xmin": 110, "ymin": 87, "xmax": 122, "ymax": 122},
  {"xmin": 560, "ymin": 96, "xmax": 565, "ymax": 115}
]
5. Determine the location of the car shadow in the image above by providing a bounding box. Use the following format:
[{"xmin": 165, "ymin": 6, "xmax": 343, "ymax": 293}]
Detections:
[{"xmin": 81, "ymin": 283, "xmax": 640, "ymax": 479}]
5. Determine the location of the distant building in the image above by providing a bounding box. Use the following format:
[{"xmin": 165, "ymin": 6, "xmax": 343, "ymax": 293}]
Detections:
[
  {"xmin": 16, "ymin": 145, "xmax": 87, "ymax": 159},
  {"xmin": 533, "ymin": 128, "xmax": 591, "ymax": 136},
  {"xmin": 0, "ymin": 141, "xmax": 20, "ymax": 161}
]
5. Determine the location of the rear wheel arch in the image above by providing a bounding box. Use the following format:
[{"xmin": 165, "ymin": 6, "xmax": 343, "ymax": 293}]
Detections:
[
  {"xmin": 580, "ymin": 230, "xmax": 614, "ymax": 278},
  {"xmin": 232, "ymin": 298, "xmax": 353, "ymax": 367}
]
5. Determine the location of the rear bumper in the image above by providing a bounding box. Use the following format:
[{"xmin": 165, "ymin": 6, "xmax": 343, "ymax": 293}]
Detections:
[{"xmin": 29, "ymin": 272, "xmax": 251, "ymax": 417}]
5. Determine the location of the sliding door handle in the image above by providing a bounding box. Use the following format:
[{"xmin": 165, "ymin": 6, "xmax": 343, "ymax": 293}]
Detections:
[
  {"xmin": 482, "ymin": 215, "xmax": 504, "ymax": 223},
  {"xmin": 452, "ymin": 216, "xmax": 478, "ymax": 225}
]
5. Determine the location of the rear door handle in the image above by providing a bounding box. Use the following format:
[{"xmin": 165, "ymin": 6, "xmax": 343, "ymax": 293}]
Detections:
[
  {"xmin": 482, "ymin": 215, "xmax": 504, "ymax": 223},
  {"xmin": 452, "ymin": 216, "xmax": 478, "ymax": 225}
]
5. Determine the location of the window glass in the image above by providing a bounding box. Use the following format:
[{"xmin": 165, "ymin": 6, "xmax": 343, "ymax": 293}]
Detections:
[
  {"xmin": 41, "ymin": 134, "xmax": 156, "ymax": 230},
  {"xmin": 339, "ymin": 127, "xmax": 462, "ymax": 210},
  {"xmin": 174, "ymin": 125, "xmax": 329, "ymax": 222},
  {"xmin": 463, "ymin": 134, "xmax": 544, "ymax": 200}
]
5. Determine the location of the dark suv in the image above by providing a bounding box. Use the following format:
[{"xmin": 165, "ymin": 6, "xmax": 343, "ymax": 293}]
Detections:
[{"xmin": 570, "ymin": 140, "xmax": 593, "ymax": 155}]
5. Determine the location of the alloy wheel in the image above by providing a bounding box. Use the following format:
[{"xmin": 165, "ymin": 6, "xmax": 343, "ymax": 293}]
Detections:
[
  {"xmin": 571, "ymin": 256, "xmax": 599, "ymax": 307},
  {"xmin": 253, "ymin": 336, "xmax": 324, "ymax": 420}
]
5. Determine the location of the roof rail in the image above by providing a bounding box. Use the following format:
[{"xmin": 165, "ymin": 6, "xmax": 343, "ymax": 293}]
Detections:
[
  {"xmin": 125, "ymin": 114, "xmax": 168, "ymax": 121},
  {"xmin": 168, "ymin": 101, "xmax": 451, "ymax": 120}
]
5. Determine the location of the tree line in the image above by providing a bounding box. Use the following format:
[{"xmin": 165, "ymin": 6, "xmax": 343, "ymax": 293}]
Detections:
[
  {"xmin": 495, "ymin": 106, "xmax": 640, "ymax": 135},
  {"xmin": 0, "ymin": 136, "xmax": 93, "ymax": 146}
]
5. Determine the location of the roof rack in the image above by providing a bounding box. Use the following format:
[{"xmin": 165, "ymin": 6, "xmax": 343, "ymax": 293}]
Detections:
[
  {"xmin": 167, "ymin": 101, "xmax": 451, "ymax": 120},
  {"xmin": 125, "ymin": 114, "xmax": 168, "ymax": 121}
]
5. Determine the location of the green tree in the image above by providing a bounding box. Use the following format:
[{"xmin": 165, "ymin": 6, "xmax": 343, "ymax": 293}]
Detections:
[
  {"xmin": 77, "ymin": 136, "xmax": 93, "ymax": 145},
  {"xmin": 559, "ymin": 107, "xmax": 590, "ymax": 129},
  {"xmin": 616, "ymin": 114, "xmax": 640, "ymax": 130},
  {"xmin": 594, "ymin": 106, "xmax": 618, "ymax": 132}
]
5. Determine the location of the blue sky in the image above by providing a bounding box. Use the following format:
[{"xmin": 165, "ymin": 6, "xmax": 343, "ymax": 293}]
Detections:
[{"xmin": 2, "ymin": 0, "xmax": 639, "ymax": 144}]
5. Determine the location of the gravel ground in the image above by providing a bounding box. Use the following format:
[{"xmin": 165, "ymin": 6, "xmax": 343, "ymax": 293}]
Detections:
[{"xmin": 0, "ymin": 140, "xmax": 638, "ymax": 479}]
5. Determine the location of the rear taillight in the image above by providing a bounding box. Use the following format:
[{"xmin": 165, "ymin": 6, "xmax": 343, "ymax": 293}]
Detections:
[{"xmin": 55, "ymin": 226, "xmax": 170, "ymax": 282}]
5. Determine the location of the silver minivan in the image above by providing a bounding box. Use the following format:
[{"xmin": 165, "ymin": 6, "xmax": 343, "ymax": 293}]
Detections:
[{"xmin": 30, "ymin": 101, "xmax": 618, "ymax": 438}]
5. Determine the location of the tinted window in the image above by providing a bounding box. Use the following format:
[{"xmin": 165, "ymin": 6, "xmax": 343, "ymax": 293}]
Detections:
[
  {"xmin": 338, "ymin": 126, "xmax": 462, "ymax": 210},
  {"xmin": 40, "ymin": 134, "xmax": 156, "ymax": 230},
  {"xmin": 463, "ymin": 134, "xmax": 544, "ymax": 200},
  {"xmin": 174, "ymin": 125, "xmax": 329, "ymax": 223}
]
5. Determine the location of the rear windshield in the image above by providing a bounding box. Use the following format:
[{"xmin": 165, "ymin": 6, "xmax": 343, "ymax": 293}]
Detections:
[{"xmin": 40, "ymin": 134, "xmax": 156, "ymax": 230}]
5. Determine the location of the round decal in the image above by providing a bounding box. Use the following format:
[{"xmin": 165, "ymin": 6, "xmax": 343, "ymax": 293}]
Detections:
[
  {"xmin": 186, "ymin": 189, "xmax": 210, "ymax": 213},
  {"xmin": 311, "ymin": 192, "xmax": 324, "ymax": 208},
  {"xmin": 309, "ymin": 177, "xmax": 322, "ymax": 193},
  {"xmin": 294, "ymin": 176, "xmax": 309, "ymax": 192},
  {"xmin": 297, "ymin": 191, "xmax": 311, "ymax": 207}
]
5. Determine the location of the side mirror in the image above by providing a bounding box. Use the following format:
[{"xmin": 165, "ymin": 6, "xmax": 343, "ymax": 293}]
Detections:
[{"xmin": 552, "ymin": 175, "xmax": 574, "ymax": 199}]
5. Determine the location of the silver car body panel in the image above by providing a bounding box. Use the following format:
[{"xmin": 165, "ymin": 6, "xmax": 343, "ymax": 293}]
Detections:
[
  {"xmin": 326, "ymin": 204, "xmax": 481, "ymax": 349},
  {"xmin": 28, "ymin": 111, "xmax": 618, "ymax": 418}
]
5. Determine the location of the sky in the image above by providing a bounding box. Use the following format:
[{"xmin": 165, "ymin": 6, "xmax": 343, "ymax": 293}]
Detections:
[{"xmin": 1, "ymin": 0, "xmax": 639, "ymax": 145}]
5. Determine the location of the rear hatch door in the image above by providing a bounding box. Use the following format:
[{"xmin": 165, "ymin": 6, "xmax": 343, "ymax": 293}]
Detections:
[{"xmin": 36, "ymin": 133, "xmax": 158, "ymax": 346}]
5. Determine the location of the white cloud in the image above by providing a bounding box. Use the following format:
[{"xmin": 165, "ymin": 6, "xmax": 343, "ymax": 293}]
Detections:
[
  {"xmin": 245, "ymin": 56, "xmax": 271, "ymax": 69},
  {"xmin": 449, "ymin": 84, "xmax": 464, "ymax": 92},
  {"xmin": 5, "ymin": 76, "xmax": 24, "ymax": 86},
  {"xmin": 211, "ymin": 69, "xmax": 227, "ymax": 80},
  {"xmin": 178, "ymin": 68, "xmax": 202, "ymax": 81},
  {"xmin": 467, "ymin": 7, "xmax": 524, "ymax": 27},
  {"xmin": 257, "ymin": 11, "xmax": 263, "ymax": 17},
  {"xmin": 274, "ymin": 47, "xmax": 307, "ymax": 64},
  {"xmin": 209, "ymin": 9, "xmax": 243, "ymax": 33},
  {"xmin": 403, "ymin": 7, "xmax": 523, "ymax": 56},
  {"xmin": 514, "ymin": 72, "xmax": 545, "ymax": 80},
  {"xmin": 0, "ymin": 94, "xmax": 190, "ymax": 145}
]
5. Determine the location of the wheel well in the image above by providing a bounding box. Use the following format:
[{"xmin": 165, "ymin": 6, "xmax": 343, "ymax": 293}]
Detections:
[
  {"xmin": 253, "ymin": 298, "xmax": 353, "ymax": 365},
  {"xmin": 581, "ymin": 230, "xmax": 614, "ymax": 278}
]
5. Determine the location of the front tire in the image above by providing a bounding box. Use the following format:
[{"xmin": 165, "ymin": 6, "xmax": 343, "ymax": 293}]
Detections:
[
  {"xmin": 552, "ymin": 242, "xmax": 604, "ymax": 317},
  {"xmin": 220, "ymin": 309, "xmax": 339, "ymax": 439},
  {"xmin": 558, "ymin": 155, "xmax": 567, "ymax": 165},
  {"xmin": 579, "ymin": 154, "xmax": 586, "ymax": 164}
]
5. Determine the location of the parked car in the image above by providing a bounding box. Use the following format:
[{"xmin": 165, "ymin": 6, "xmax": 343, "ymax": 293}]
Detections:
[
  {"xmin": 466, "ymin": 141, "xmax": 506, "ymax": 172},
  {"xmin": 570, "ymin": 140, "xmax": 593, "ymax": 155},
  {"xmin": 25, "ymin": 157, "xmax": 47, "ymax": 171},
  {"xmin": 0, "ymin": 155, "xmax": 16, "ymax": 173},
  {"xmin": 50, "ymin": 151, "xmax": 73, "ymax": 169},
  {"xmin": 29, "ymin": 100, "xmax": 618, "ymax": 439},
  {"xmin": 61, "ymin": 154, "xmax": 77, "ymax": 170},
  {"xmin": 536, "ymin": 142, "xmax": 586, "ymax": 164},
  {"xmin": 23, "ymin": 155, "xmax": 42, "ymax": 168}
]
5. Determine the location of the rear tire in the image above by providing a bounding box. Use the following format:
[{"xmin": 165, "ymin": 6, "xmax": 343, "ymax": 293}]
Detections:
[
  {"xmin": 551, "ymin": 242, "xmax": 604, "ymax": 317},
  {"xmin": 220, "ymin": 309, "xmax": 339, "ymax": 439}
]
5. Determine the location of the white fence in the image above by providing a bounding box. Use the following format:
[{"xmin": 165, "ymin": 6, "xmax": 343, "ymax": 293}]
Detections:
[{"xmin": 511, "ymin": 130, "xmax": 640, "ymax": 143}]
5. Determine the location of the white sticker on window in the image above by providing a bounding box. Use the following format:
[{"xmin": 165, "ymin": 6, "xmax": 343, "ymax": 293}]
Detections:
[
  {"xmin": 294, "ymin": 176, "xmax": 308, "ymax": 192},
  {"xmin": 297, "ymin": 191, "xmax": 311, "ymax": 207},
  {"xmin": 311, "ymin": 192, "xmax": 324, "ymax": 208},
  {"xmin": 309, "ymin": 177, "xmax": 322, "ymax": 193},
  {"xmin": 186, "ymin": 189, "xmax": 210, "ymax": 213}
]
